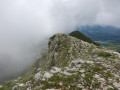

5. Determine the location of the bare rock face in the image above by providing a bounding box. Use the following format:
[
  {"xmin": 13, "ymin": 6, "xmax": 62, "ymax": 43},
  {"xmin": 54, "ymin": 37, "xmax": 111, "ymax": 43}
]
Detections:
[
  {"xmin": 1, "ymin": 33, "xmax": 120, "ymax": 90},
  {"xmin": 45, "ymin": 33, "xmax": 98, "ymax": 69}
]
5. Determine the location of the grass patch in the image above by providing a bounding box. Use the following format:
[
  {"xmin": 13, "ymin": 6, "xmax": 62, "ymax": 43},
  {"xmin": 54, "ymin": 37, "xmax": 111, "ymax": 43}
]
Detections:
[{"xmin": 98, "ymin": 51, "xmax": 111, "ymax": 58}]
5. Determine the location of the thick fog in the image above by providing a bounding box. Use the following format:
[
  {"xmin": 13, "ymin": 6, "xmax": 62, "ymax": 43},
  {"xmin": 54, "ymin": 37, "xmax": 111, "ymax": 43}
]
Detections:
[{"xmin": 0, "ymin": 0, "xmax": 120, "ymax": 83}]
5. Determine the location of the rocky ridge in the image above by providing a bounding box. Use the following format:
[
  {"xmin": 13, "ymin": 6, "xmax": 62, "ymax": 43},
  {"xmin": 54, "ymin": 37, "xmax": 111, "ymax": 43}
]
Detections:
[{"xmin": 0, "ymin": 33, "xmax": 120, "ymax": 90}]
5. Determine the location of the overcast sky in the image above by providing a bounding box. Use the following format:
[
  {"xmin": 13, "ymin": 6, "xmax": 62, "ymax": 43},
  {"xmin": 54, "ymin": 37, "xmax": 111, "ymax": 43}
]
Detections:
[{"xmin": 0, "ymin": 0, "xmax": 120, "ymax": 82}]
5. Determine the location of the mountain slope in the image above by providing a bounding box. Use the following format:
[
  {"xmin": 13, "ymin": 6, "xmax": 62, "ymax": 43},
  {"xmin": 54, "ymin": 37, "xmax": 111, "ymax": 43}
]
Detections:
[
  {"xmin": 0, "ymin": 33, "xmax": 120, "ymax": 90},
  {"xmin": 69, "ymin": 31, "xmax": 99, "ymax": 46}
]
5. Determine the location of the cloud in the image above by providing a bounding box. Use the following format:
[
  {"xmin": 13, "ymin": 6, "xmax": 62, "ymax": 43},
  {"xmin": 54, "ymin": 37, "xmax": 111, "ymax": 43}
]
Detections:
[{"xmin": 0, "ymin": 0, "xmax": 120, "ymax": 83}]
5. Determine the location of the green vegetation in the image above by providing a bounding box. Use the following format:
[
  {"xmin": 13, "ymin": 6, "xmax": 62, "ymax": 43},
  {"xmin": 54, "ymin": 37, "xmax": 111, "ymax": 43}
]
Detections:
[
  {"xmin": 88, "ymin": 45, "xmax": 95, "ymax": 53},
  {"xmin": 107, "ymin": 88, "xmax": 118, "ymax": 90},
  {"xmin": 42, "ymin": 72, "xmax": 82, "ymax": 89},
  {"xmin": 96, "ymin": 41, "xmax": 120, "ymax": 53},
  {"xmin": 69, "ymin": 31, "xmax": 99, "ymax": 46},
  {"xmin": 98, "ymin": 51, "xmax": 112, "ymax": 58},
  {"xmin": 97, "ymin": 50, "xmax": 118, "ymax": 59}
]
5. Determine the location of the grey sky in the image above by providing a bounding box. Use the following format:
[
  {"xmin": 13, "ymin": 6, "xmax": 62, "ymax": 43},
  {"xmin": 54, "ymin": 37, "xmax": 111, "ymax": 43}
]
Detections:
[{"xmin": 0, "ymin": 0, "xmax": 120, "ymax": 83}]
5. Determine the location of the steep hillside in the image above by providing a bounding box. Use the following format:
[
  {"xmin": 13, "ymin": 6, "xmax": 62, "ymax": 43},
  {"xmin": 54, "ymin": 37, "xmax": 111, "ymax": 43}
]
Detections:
[
  {"xmin": 69, "ymin": 31, "xmax": 99, "ymax": 46},
  {"xmin": 0, "ymin": 33, "xmax": 120, "ymax": 90}
]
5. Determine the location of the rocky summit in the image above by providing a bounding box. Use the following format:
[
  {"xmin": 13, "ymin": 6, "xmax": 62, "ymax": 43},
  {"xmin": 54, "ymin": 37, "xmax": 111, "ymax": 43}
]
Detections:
[{"xmin": 0, "ymin": 33, "xmax": 120, "ymax": 90}]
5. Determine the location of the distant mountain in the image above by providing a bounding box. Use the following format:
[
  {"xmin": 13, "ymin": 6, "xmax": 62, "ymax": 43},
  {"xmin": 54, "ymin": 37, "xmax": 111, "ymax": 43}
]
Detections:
[
  {"xmin": 1, "ymin": 32, "xmax": 120, "ymax": 90},
  {"xmin": 69, "ymin": 31, "xmax": 99, "ymax": 46},
  {"xmin": 77, "ymin": 25, "xmax": 120, "ymax": 52},
  {"xmin": 77, "ymin": 25, "xmax": 120, "ymax": 42}
]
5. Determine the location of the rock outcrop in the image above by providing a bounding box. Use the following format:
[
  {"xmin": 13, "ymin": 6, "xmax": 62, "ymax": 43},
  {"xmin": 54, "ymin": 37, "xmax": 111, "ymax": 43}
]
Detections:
[{"xmin": 0, "ymin": 33, "xmax": 120, "ymax": 90}]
